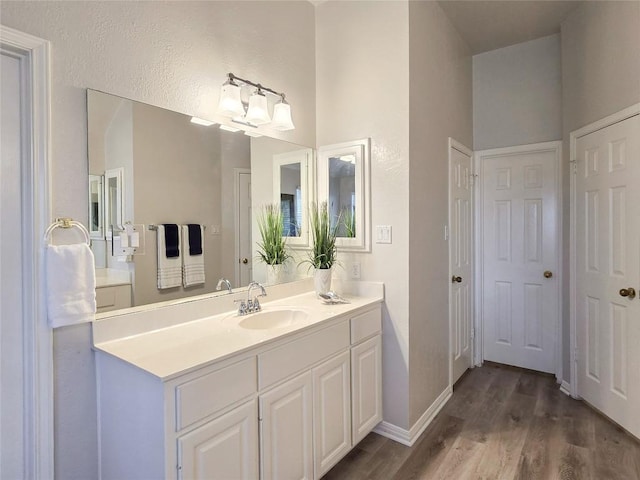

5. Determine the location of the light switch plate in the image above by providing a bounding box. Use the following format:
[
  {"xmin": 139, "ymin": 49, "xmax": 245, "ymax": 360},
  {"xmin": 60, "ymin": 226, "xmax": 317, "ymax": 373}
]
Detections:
[{"xmin": 376, "ymin": 225, "xmax": 392, "ymax": 244}]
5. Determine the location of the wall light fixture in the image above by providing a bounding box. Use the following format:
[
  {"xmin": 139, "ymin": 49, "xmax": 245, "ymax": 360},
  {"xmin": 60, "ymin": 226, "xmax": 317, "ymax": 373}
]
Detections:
[{"xmin": 216, "ymin": 73, "xmax": 295, "ymax": 131}]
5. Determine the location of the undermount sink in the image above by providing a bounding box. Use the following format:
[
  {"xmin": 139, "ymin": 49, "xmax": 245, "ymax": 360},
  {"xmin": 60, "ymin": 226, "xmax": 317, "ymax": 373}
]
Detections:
[{"xmin": 237, "ymin": 308, "xmax": 309, "ymax": 330}]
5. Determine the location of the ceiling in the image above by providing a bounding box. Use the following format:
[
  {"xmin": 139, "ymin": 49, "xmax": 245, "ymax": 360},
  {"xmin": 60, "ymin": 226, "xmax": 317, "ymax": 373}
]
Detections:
[{"xmin": 438, "ymin": 0, "xmax": 582, "ymax": 54}]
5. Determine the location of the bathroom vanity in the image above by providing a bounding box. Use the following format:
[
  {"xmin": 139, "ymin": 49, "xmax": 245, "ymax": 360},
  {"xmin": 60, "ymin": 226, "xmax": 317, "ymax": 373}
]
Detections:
[{"xmin": 93, "ymin": 280, "xmax": 383, "ymax": 479}]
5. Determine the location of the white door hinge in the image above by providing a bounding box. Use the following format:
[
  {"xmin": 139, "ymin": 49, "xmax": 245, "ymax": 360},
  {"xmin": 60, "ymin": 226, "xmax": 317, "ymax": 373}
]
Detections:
[
  {"xmin": 573, "ymin": 347, "xmax": 578, "ymax": 363},
  {"xmin": 470, "ymin": 328, "xmax": 475, "ymax": 340}
]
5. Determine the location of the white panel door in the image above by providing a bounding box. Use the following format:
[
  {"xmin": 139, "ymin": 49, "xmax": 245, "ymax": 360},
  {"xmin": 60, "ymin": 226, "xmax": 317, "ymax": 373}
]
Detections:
[
  {"xmin": 449, "ymin": 140, "xmax": 474, "ymax": 384},
  {"xmin": 236, "ymin": 170, "xmax": 252, "ymax": 286},
  {"xmin": 480, "ymin": 143, "xmax": 560, "ymax": 373},
  {"xmin": 575, "ymin": 114, "xmax": 640, "ymax": 438},
  {"xmin": 312, "ymin": 351, "xmax": 351, "ymax": 478},
  {"xmin": 260, "ymin": 372, "xmax": 313, "ymax": 480},
  {"xmin": 1, "ymin": 49, "xmax": 26, "ymax": 480},
  {"xmin": 177, "ymin": 400, "xmax": 259, "ymax": 480}
]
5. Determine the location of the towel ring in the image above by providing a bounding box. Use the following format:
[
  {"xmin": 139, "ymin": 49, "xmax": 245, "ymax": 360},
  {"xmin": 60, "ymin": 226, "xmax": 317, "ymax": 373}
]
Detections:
[{"xmin": 44, "ymin": 218, "xmax": 91, "ymax": 245}]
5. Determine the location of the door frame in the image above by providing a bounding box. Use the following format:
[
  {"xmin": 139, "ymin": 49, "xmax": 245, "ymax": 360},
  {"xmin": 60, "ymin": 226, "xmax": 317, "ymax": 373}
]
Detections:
[
  {"xmin": 474, "ymin": 141, "xmax": 563, "ymax": 381},
  {"xmin": 234, "ymin": 167, "xmax": 251, "ymax": 286},
  {"xmin": 0, "ymin": 25, "xmax": 53, "ymax": 478},
  {"xmin": 448, "ymin": 137, "xmax": 474, "ymax": 388},
  {"xmin": 569, "ymin": 103, "xmax": 640, "ymax": 399}
]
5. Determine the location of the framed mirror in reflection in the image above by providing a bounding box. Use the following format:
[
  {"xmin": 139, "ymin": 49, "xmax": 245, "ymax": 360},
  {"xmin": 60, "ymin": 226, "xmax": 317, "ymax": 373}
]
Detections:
[
  {"xmin": 87, "ymin": 89, "xmax": 314, "ymax": 314},
  {"xmin": 272, "ymin": 149, "xmax": 313, "ymax": 246},
  {"xmin": 318, "ymin": 138, "xmax": 371, "ymax": 252}
]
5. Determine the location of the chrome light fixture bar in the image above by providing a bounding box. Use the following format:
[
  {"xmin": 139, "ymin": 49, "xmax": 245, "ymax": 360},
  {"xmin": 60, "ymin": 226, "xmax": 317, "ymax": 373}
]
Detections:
[{"xmin": 217, "ymin": 73, "xmax": 295, "ymax": 131}]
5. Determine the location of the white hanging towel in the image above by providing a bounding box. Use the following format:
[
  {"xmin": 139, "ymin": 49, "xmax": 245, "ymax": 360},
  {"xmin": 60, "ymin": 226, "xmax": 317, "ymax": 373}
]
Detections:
[
  {"xmin": 156, "ymin": 224, "xmax": 182, "ymax": 289},
  {"xmin": 181, "ymin": 224, "xmax": 205, "ymax": 287},
  {"xmin": 46, "ymin": 243, "xmax": 97, "ymax": 328}
]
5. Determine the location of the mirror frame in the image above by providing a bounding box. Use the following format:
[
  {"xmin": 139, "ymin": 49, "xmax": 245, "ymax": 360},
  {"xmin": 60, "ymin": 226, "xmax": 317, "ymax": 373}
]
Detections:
[
  {"xmin": 272, "ymin": 148, "xmax": 314, "ymax": 248},
  {"xmin": 317, "ymin": 138, "xmax": 371, "ymax": 252}
]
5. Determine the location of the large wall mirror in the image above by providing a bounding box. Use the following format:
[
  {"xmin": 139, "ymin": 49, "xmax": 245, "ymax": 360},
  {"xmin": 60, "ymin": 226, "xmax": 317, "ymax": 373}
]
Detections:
[
  {"xmin": 87, "ymin": 89, "xmax": 314, "ymax": 312},
  {"xmin": 317, "ymin": 138, "xmax": 371, "ymax": 252}
]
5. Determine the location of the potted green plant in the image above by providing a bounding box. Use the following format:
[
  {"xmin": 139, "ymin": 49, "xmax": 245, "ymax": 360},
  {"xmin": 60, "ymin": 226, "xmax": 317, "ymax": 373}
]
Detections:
[
  {"xmin": 256, "ymin": 204, "xmax": 290, "ymax": 285},
  {"xmin": 302, "ymin": 201, "xmax": 340, "ymax": 296}
]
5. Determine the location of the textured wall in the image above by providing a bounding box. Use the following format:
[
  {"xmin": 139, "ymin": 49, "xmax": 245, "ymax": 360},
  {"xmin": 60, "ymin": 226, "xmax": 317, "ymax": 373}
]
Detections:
[
  {"xmin": 560, "ymin": 1, "xmax": 640, "ymax": 382},
  {"xmin": 473, "ymin": 34, "xmax": 562, "ymax": 150},
  {"xmin": 0, "ymin": 2, "xmax": 315, "ymax": 478},
  {"xmin": 408, "ymin": 1, "xmax": 473, "ymax": 427},
  {"xmin": 316, "ymin": 1, "xmax": 411, "ymax": 429}
]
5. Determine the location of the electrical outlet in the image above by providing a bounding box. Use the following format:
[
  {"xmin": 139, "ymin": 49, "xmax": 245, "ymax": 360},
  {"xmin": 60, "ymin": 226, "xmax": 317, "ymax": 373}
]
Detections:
[{"xmin": 351, "ymin": 262, "xmax": 361, "ymax": 279}]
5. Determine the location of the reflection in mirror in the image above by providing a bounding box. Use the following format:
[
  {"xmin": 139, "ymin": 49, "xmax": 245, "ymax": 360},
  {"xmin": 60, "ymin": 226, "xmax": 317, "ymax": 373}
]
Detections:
[
  {"xmin": 328, "ymin": 156, "xmax": 356, "ymax": 238},
  {"xmin": 88, "ymin": 174, "xmax": 103, "ymax": 239},
  {"xmin": 280, "ymin": 163, "xmax": 301, "ymax": 237},
  {"xmin": 104, "ymin": 167, "xmax": 124, "ymax": 239},
  {"xmin": 318, "ymin": 139, "xmax": 371, "ymax": 252},
  {"xmin": 87, "ymin": 89, "xmax": 314, "ymax": 313},
  {"xmin": 271, "ymin": 148, "xmax": 312, "ymax": 246}
]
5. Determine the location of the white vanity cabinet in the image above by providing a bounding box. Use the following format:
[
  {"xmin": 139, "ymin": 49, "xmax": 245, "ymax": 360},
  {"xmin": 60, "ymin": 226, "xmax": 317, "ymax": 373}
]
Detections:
[
  {"xmin": 313, "ymin": 351, "xmax": 352, "ymax": 478},
  {"xmin": 349, "ymin": 307, "xmax": 383, "ymax": 445},
  {"xmin": 260, "ymin": 371, "xmax": 314, "ymax": 480},
  {"xmin": 177, "ymin": 399, "xmax": 258, "ymax": 480},
  {"xmin": 95, "ymin": 300, "xmax": 383, "ymax": 480}
]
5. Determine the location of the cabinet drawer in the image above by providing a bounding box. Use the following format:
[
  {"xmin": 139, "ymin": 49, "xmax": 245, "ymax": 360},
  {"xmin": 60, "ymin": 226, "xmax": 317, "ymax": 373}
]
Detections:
[
  {"xmin": 350, "ymin": 307, "xmax": 381, "ymax": 344},
  {"xmin": 175, "ymin": 357, "xmax": 257, "ymax": 431},
  {"xmin": 96, "ymin": 285, "xmax": 132, "ymax": 312},
  {"xmin": 258, "ymin": 321, "xmax": 349, "ymax": 390}
]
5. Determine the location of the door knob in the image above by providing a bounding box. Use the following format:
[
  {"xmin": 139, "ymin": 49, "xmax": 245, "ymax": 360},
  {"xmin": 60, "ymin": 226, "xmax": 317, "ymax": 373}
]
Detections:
[
  {"xmin": 543, "ymin": 271, "xmax": 553, "ymax": 279},
  {"xmin": 619, "ymin": 287, "xmax": 636, "ymax": 299},
  {"xmin": 241, "ymin": 258, "xmax": 249, "ymax": 264},
  {"xmin": 452, "ymin": 276, "xmax": 462, "ymax": 283}
]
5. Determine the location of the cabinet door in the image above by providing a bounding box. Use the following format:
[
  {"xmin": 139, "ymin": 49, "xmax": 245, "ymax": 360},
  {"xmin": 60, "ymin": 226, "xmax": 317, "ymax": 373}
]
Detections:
[
  {"xmin": 177, "ymin": 400, "xmax": 258, "ymax": 480},
  {"xmin": 260, "ymin": 372, "xmax": 313, "ymax": 480},
  {"xmin": 351, "ymin": 335, "xmax": 382, "ymax": 444},
  {"xmin": 313, "ymin": 351, "xmax": 351, "ymax": 478}
]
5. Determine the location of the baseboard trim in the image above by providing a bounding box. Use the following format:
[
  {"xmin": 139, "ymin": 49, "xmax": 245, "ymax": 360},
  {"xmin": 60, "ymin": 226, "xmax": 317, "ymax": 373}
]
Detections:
[
  {"xmin": 374, "ymin": 385, "xmax": 452, "ymax": 447},
  {"xmin": 560, "ymin": 380, "xmax": 571, "ymax": 396}
]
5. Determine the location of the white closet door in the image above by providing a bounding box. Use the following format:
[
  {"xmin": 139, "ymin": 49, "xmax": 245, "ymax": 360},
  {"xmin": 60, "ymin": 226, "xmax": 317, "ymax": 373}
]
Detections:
[
  {"xmin": 1, "ymin": 49, "xmax": 26, "ymax": 480},
  {"xmin": 480, "ymin": 142, "xmax": 560, "ymax": 373},
  {"xmin": 575, "ymin": 114, "xmax": 640, "ymax": 438},
  {"xmin": 449, "ymin": 140, "xmax": 473, "ymax": 384}
]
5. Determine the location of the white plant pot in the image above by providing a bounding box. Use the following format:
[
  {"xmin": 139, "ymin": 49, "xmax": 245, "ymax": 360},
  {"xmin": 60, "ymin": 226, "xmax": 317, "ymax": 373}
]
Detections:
[
  {"xmin": 266, "ymin": 264, "xmax": 285, "ymax": 285},
  {"xmin": 314, "ymin": 267, "xmax": 332, "ymax": 297}
]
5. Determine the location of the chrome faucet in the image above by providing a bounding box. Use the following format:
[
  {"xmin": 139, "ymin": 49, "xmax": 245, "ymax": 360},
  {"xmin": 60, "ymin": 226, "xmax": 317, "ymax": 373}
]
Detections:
[
  {"xmin": 216, "ymin": 277, "xmax": 233, "ymax": 294},
  {"xmin": 246, "ymin": 281, "xmax": 267, "ymax": 313}
]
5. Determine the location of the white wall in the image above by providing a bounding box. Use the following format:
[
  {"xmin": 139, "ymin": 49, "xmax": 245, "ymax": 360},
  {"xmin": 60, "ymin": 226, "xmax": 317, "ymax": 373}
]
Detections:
[
  {"xmin": 473, "ymin": 34, "xmax": 562, "ymax": 150},
  {"xmin": 408, "ymin": 1, "xmax": 472, "ymax": 426},
  {"xmin": 316, "ymin": 1, "xmax": 411, "ymax": 429},
  {"xmin": 560, "ymin": 0, "xmax": 640, "ymax": 379},
  {"xmin": 0, "ymin": 2, "xmax": 315, "ymax": 477}
]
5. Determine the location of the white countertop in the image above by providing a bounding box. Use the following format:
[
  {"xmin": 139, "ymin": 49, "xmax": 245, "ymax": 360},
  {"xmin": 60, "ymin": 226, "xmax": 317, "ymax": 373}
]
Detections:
[{"xmin": 93, "ymin": 282, "xmax": 383, "ymax": 380}]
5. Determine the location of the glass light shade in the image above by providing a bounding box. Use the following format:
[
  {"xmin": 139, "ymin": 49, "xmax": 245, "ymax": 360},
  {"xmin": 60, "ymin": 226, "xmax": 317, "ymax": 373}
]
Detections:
[
  {"xmin": 271, "ymin": 101, "xmax": 295, "ymax": 131},
  {"xmin": 245, "ymin": 91, "xmax": 271, "ymax": 126},
  {"xmin": 217, "ymin": 82, "xmax": 244, "ymax": 118}
]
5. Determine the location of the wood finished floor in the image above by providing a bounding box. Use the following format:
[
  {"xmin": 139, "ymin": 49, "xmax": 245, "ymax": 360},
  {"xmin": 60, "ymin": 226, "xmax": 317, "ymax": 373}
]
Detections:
[{"xmin": 324, "ymin": 362, "xmax": 640, "ymax": 480}]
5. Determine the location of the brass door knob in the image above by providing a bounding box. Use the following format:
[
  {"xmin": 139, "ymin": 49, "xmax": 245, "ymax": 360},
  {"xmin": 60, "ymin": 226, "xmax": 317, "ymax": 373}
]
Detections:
[
  {"xmin": 452, "ymin": 276, "xmax": 462, "ymax": 283},
  {"xmin": 241, "ymin": 258, "xmax": 249, "ymax": 264},
  {"xmin": 544, "ymin": 271, "xmax": 553, "ymax": 278},
  {"xmin": 619, "ymin": 287, "xmax": 636, "ymax": 299}
]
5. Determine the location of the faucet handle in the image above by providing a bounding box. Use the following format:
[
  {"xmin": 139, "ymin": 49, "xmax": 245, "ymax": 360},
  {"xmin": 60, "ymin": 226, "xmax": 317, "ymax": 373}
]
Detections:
[
  {"xmin": 233, "ymin": 299, "xmax": 247, "ymax": 315},
  {"xmin": 253, "ymin": 297, "xmax": 262, "ymax": 312}
]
